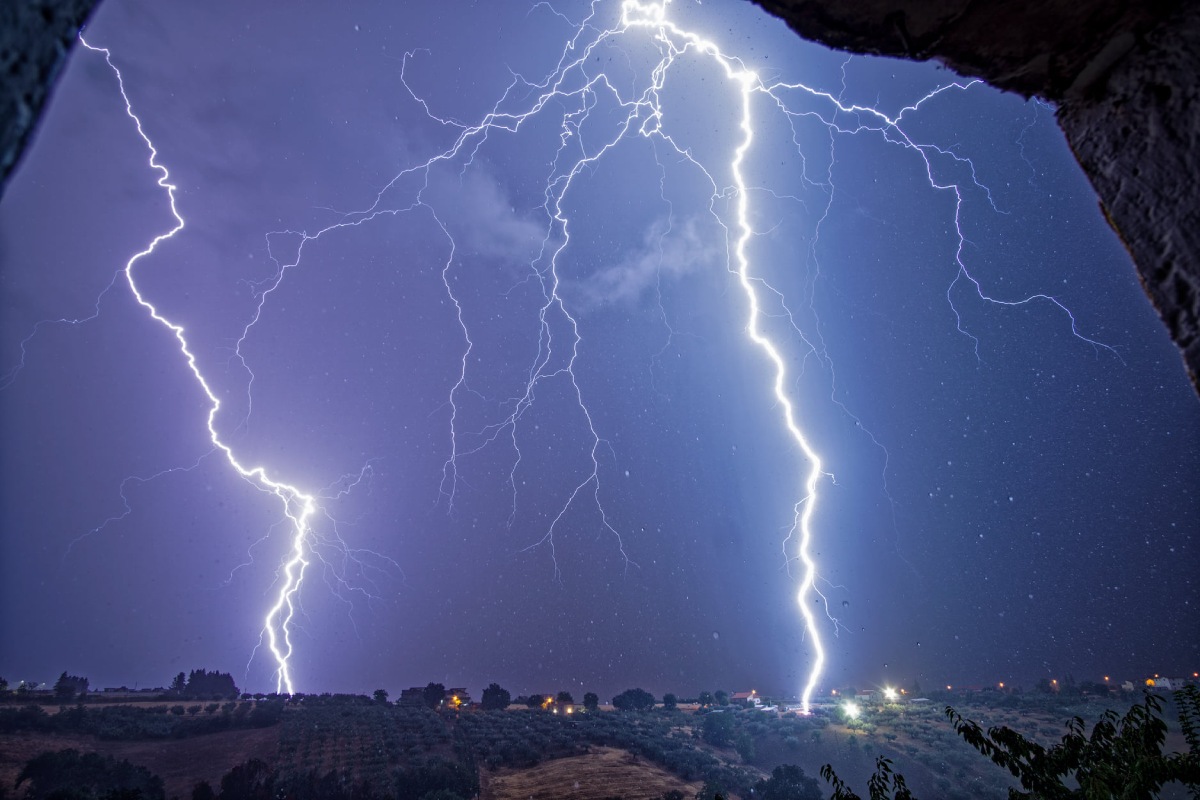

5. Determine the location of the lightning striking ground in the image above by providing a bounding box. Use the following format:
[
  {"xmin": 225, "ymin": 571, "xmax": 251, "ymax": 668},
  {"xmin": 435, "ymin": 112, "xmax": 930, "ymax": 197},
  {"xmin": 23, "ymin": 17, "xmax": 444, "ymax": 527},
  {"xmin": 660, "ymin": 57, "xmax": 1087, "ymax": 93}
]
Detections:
[
  {"xmin": 232, "ymin": 0, "xmax": 1113, "ymax": 706},
  {"xmin": 75, "ymin": 37, "xmax": 337, "ymax": 695},
  {"xmin": 4, "ymin": 1, "xmax": 1122, "ymax": 701}
]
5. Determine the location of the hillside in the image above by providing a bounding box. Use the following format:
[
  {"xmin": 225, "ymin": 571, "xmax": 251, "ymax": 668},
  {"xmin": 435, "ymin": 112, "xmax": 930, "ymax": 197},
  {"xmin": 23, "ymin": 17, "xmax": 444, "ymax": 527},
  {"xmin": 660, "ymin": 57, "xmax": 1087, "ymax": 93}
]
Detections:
[{"xmin": 1, "ymin": 690, "xmax": 1194, "ymax": 799}]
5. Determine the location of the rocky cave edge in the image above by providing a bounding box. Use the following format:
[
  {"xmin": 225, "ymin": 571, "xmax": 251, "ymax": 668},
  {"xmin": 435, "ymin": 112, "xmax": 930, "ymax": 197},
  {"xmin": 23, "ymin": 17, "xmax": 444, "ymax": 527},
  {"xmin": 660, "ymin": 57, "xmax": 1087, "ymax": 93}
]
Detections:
[
  {"xmin": 3, "ymin": 0, "xmax": 1198, "ymax": 393},
  {"xmin": 753, "ymin": 0, "xmax": 1199, "ymax": 393}
]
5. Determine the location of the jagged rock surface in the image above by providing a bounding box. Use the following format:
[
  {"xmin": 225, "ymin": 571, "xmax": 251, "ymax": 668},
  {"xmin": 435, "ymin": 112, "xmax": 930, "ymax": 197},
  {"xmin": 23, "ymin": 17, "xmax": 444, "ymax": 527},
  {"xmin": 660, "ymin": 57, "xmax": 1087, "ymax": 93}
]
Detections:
[{"xmin": 0, "ymin": 0, "xmax": 100, "ymax": 197}]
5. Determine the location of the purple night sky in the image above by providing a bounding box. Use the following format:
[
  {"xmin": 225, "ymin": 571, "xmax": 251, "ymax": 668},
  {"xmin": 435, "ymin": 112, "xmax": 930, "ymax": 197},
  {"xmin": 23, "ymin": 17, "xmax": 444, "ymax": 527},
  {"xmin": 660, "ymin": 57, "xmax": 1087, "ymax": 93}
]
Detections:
[{"xmin": 1, "ymin": 0, "xmax": 1196, "ymax": 700}]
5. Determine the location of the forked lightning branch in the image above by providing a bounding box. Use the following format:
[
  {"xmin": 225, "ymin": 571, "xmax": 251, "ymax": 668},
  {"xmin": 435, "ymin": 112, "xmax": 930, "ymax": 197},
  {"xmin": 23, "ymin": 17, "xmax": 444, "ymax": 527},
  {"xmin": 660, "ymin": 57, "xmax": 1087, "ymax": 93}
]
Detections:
[{"xmin": 44, "ymin": 0, "xmax": 1115, "ymax": 707}]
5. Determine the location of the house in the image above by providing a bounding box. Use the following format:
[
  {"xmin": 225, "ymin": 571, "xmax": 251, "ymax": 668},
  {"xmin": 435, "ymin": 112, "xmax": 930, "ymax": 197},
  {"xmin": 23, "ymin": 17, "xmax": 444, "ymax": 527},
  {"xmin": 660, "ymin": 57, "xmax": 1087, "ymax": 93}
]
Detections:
[
  {"xmin": 731, "ymin": 690, "xmax": 762, "ymax": 708},
  {"xmin": 445, "ymin": 688, "xmax": 471, "ymax": 708},
  {"xmin": 398, "ymin": 687, "xmax": 426, "ymax": 706}
]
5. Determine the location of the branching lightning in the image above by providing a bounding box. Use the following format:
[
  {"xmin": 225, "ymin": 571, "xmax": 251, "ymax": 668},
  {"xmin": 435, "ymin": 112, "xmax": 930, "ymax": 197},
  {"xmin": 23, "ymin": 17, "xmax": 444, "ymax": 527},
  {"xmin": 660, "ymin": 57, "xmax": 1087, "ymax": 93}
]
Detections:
[
  {"xmin": 4, "ymin": 2, "xmax": 1119, "ymax": 703},
  {"xmin": 73, "ymin": 38, "xmax": 380, "ymax": 695}
]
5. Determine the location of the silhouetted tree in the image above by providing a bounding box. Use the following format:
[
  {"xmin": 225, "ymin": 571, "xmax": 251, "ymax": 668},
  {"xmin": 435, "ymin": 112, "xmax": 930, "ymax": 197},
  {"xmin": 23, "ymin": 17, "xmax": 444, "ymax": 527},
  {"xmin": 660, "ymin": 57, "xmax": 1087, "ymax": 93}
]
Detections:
[
  {"xmin": 373, "ymin": 689, "xmax": 389, "ymax": 704},
  {"xmin": 526, "ymin": 694, "xmax": 546, "ymax": 709},
  {"xmin": 714, "ymin": 690, "xmax": 729, "ymax": 706},
  {"xmin": 170, "ymin": 672, "xmax": 187, "ymax": 695},
  {"xmin": 481, "ymin": 683, "xmax": 511, "ymax": 710},
  {"xmin": 735, "ymin": 733, "xmax": 755, "ymax": 763},
  {"xmin": 556, "ymin": 691, "xmax": 575, "ymax": 706},
  {"xmin": 663, "ymin": 693, "xmax": 678, "ymax": 710},
  {"xmin": 53, "ymin": 672, "xmax": 88, "ymax": 701},
  {"xmin": 701, "ymin": 711, "xmax": 734, "ymax": 746},
  {"xmin": 698, "ymin": 691, "xmax": 714, "ymax": 706},
  {"xmin": 183, "ymin": 669, "xmax": 238, "ymax": 699},
  {"xmin": 612, "ymin": 688, "xmax": 656, "ymax": 711},
  {"xmin": 754, "ymin": 765, "xmax": 821, "ymax": 800},
  {"xmin": 423, "ymin": 682, "xmax": 447, "ymax": 709},
  {"xmin": 823, "ymin": 689, "xmax": 1200, "ymax": 799},
  {"xmin": 16, "ymin": 749, "xmax": 165, "ymax": 800},
  {"xmin": 583, "ymin": 692, "xmax": 599, "ymax": 711},
  {"xmin": 219, "ymin": 758, "xmax": 275, "ymax": 800}
]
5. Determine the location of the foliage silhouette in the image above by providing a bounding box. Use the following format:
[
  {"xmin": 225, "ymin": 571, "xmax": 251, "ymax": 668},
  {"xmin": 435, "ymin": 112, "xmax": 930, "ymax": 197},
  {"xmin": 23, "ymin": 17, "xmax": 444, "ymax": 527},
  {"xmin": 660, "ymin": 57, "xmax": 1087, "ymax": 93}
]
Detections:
[
  {"xmin": 17, "ymin": 749, "xmax": 165, "ymax": 800},
  {"xmin": 612, "ymin": 688, "xmax": 656, "ymax": 711},
  {"xmin": 822, "ymin": 688, "xmax": 1200, "ymax": 799},
  {"xmin": 481, "ymin": 682, "xmax": 511, "ymax": 711}
]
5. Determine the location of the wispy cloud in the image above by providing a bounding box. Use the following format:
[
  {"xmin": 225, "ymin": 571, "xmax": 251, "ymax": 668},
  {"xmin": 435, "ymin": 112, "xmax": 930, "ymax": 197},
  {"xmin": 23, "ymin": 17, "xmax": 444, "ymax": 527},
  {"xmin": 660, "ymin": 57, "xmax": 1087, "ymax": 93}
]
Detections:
[{"xmin": 572, "ymin": 216, "xmax": 721, "ymax": 308}]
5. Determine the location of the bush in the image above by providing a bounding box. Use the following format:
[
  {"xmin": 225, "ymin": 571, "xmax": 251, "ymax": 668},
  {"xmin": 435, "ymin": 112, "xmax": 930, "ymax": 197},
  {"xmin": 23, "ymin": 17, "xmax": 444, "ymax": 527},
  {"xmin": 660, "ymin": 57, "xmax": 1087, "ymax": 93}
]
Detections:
[
  {"xmin": 17, "ymin": 749, "xmax": 166, "ymax": 800},
  {"xmin": 701, "ymin": 712, "xmax": 734, "ymax": 747}
]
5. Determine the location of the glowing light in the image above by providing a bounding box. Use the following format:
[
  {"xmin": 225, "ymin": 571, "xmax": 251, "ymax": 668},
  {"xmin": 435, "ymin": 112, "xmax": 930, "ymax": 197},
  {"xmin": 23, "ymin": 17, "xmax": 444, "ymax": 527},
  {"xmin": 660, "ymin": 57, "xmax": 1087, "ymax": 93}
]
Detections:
[
  {"xmin": 74, "ymin": 37, "xmax": 383, "ymax": 695},
  {"xmin": 843, "ymin": 701, "xmax": 861, "ymax": 720},
  {"xmin": 883, "ymin": 687, "xmax": 898, "ymax": 701},
  {"xmin": 52, "ymin": 0, "xmax": 1117, "ymax": 699},
  {"xmin": 619, "ymin": 0, "xmax": 833, "ymax": 713}
]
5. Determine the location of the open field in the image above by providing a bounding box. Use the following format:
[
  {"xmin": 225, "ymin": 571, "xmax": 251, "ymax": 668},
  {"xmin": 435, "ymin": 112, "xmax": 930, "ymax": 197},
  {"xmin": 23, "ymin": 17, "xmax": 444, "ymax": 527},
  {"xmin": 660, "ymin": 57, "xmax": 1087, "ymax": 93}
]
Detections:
[{"xmin": 483, "ymin": 746, "xmax": 702, "ymax": 800}]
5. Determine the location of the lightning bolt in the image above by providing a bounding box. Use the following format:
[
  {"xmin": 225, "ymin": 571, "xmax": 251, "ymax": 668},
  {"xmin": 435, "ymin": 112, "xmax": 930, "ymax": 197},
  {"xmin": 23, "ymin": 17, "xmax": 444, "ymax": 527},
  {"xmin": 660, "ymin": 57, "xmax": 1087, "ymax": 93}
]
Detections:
[
  {"xmin": 614, "ymin": 0, "xmax": 834, "ymax": 712},
  {"xmin": 75, "ymin": 37, "xmax": 333, "ymax": 695},
  {"xmin": 9, "ymin": 2, "xmax": 1116, "ymax": 702}
]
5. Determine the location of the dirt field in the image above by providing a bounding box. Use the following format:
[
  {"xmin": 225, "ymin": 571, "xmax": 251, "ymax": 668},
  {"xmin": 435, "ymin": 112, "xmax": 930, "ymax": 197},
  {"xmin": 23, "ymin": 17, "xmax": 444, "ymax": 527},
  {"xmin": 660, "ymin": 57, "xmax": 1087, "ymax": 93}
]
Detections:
[
  {"xmin": 477, "ymin": 748, "xmax": 700, "ymax": 800},
  {"xmin": 0, "ymin": 726, "xmax": 280, "ymax": 799},
  {"xmin": 482, "ymin": 746, "xmax": 705, "ymax": 800}
]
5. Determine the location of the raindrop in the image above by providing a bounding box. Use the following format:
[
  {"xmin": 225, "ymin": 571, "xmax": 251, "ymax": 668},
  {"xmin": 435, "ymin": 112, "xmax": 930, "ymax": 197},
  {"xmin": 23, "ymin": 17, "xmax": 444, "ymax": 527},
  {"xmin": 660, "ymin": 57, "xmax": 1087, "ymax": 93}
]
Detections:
[
  {"xmin": 712, "ymin": 631, "xmax": 719, "ymax": 640},
  {"xmin": 842, "ymin": 600, "xmax": 849, "ymax": 608}
]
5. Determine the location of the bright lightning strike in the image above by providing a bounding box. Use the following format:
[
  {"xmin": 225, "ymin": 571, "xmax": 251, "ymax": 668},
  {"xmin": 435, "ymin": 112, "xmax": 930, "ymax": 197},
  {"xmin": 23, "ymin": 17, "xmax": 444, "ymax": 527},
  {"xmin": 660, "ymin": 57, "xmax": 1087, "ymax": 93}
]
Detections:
[
  {"xmin": 77, "ymin": 37, "xmax": 327, "ymax": 695},
  {"xmin": 20, "ymin": 0, "xmax": 1117, "ymax": 701}
]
